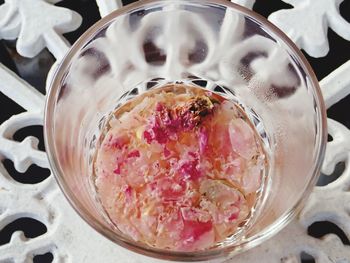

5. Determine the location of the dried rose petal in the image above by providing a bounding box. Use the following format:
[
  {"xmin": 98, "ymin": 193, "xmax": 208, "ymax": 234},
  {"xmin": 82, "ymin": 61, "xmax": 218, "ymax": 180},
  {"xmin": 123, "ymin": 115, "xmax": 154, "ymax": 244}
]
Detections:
[{"xmin": 127, "ymin": 150, "xmax": 140, "ymax": 158}]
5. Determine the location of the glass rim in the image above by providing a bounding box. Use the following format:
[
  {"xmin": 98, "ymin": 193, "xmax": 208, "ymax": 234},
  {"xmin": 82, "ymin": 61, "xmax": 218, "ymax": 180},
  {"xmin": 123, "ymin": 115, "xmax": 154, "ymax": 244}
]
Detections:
[{"xmin": 44, "ymin": 0, "xmax": 327, "ymax": 260}]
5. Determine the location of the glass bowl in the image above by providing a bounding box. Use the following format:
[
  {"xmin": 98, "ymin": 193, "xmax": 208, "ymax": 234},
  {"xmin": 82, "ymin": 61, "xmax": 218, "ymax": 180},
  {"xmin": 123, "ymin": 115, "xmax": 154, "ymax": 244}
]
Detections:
[{"xmin": 44, "ymin": 0, "xmax": 327, "ymax": 261}]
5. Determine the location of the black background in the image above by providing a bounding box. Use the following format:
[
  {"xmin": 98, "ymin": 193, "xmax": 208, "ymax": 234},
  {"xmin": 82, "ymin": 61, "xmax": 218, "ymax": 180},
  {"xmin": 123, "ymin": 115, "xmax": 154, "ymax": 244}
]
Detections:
[{"xmin": 0, "ymin": 0, "xmax": 349, "ymax": 262}]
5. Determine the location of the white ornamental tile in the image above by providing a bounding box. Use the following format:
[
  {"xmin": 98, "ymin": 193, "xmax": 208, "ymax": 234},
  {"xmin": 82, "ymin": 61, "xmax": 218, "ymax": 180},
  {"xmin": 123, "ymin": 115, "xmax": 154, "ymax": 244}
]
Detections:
[
  {"xmin": 0, "ymin": 1, "xmax": 21, "ymax": 39},
  {"xmin": 269, "ymin": 0, "xmax": 350, "ymax": 58},
  {"xmin": 231, "ymin": 0, "xmax": 255, "ymax": 9},
  {"xmin": 0, "ymin": 0, "xmax": 82, "ymax": 59},
  {"xmin": 95, "ymin": 0, "xmax": 123, "ymax": 17},
  {"xmin": 320, "ymin": 60, "xmax": 350, "ymax": 108}
]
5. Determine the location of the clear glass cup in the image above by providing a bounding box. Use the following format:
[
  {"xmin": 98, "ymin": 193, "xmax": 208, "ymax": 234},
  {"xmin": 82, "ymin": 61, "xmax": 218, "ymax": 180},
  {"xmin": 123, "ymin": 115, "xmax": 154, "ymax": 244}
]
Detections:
[{"xmin": 44, "ymin": 0, "xmax": 327, "ymax": 260}]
